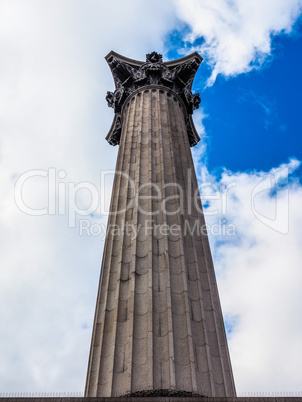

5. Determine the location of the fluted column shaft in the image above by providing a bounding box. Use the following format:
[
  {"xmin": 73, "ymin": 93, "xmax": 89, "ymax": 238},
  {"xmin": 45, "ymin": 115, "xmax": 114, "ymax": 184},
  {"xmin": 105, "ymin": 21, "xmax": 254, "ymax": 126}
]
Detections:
[{"xmin": 85, "ymin": 86, "xmax": 236, "ymax": 397}]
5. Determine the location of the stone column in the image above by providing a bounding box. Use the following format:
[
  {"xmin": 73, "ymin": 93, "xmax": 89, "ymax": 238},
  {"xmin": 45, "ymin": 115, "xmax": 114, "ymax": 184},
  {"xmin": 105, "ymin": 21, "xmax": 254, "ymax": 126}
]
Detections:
[{"xmin": 85, "ymin": 52, "xmax": 236, "ymax": 398}]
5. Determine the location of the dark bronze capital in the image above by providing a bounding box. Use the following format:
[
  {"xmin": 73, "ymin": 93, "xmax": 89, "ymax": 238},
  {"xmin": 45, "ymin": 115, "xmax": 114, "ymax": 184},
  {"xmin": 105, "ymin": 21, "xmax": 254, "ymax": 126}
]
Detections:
[{"xmin": 105, "ymin": 51, "xmax": 203, "ymax": 147}]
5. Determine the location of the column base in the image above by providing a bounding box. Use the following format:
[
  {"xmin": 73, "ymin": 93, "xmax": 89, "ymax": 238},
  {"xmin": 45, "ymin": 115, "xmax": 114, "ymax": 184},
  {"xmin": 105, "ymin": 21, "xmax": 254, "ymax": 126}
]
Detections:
[{"xmin": 122, "ymin": 390, "xmax": 204, "ymax": 398}]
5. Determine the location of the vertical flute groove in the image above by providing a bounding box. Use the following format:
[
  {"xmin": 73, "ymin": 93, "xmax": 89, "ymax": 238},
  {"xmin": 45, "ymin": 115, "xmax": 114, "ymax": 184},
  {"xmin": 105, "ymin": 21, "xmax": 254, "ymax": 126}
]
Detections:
[
  {"xmin": 85, "ymin": 97, "xmax": 132, "ymax": 397},
  {"xmin": 86, "ymin": 85, "xmax": 236, "ymax": 398}
]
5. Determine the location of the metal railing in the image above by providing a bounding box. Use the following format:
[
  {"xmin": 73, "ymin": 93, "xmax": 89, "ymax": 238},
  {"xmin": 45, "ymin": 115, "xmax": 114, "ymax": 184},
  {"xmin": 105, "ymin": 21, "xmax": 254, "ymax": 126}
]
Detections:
[
  {"xmin": 238, "ymin": 391, "xmax": 302, "ymax": 397},
  {"xmin": 0, "ymin": 392, "xmax": 84, "ymax": 398}
]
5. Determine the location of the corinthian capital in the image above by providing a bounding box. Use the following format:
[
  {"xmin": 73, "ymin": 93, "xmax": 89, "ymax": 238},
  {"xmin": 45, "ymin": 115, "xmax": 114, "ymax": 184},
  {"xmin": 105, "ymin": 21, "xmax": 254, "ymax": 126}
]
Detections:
[{"xmin": 105, "ymin": 51, "xmax": 203, "ymax": 147}]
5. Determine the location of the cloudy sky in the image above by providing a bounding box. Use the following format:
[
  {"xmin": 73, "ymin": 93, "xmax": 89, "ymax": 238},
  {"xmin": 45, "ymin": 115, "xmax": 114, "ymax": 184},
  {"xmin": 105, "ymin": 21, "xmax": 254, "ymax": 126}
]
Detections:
[{"xmin": 1, "ymin": 0, "xmax": 302, "ymax": 395}]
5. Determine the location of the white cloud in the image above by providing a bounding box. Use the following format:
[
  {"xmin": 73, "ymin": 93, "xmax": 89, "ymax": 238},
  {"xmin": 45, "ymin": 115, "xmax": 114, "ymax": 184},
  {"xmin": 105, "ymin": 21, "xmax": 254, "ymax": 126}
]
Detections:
[
  {"xmin": 194, "ymin": 158, "xmax": 302, "ymax": 392},
  {"xmin": 173, "ymin": 0, "xmax": 302, "ymax": 84}
]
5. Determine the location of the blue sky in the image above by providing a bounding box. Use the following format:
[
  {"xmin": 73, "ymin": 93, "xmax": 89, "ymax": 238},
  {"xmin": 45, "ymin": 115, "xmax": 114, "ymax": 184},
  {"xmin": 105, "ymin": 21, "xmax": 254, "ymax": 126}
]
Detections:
[
  {"xmin": 1, "ymin": 0, "xmax": 302, "ymax": 396},
  {"xmin": 167, "ymin": 20, "xmax": 302, "ymax": 176},
  {"xmin": 203, "ymin": 34, "xmax": 302, "ymax": 175}
]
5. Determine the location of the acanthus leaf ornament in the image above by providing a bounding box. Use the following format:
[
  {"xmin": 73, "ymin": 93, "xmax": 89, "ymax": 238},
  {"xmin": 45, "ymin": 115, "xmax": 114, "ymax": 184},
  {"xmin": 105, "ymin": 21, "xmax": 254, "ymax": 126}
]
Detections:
[{"xmin": 105, "ymin": 51, "xmax": 203, "ymax": 146}]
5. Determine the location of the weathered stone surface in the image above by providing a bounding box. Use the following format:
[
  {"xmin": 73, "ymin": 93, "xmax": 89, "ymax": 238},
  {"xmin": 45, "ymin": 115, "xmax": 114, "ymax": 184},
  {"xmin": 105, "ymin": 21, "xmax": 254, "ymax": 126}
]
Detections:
[{"xmin": 85, "ymin": 53, "xmax": 236, "ymax": 398}]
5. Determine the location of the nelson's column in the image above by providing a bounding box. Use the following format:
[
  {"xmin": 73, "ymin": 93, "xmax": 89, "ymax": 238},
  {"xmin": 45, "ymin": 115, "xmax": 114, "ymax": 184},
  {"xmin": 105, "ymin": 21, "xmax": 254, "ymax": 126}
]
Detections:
[{"xmin": 85, "ymin": 51, "xmax": 236, "ymax": 398}]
